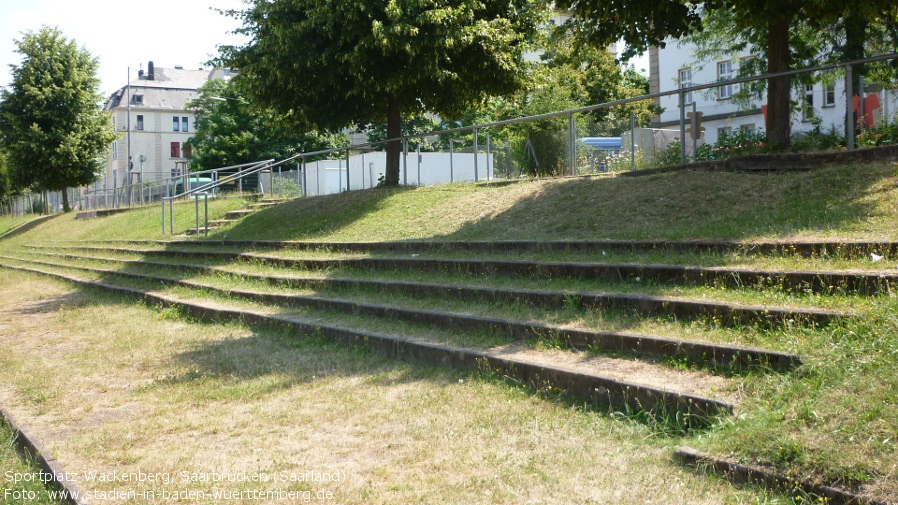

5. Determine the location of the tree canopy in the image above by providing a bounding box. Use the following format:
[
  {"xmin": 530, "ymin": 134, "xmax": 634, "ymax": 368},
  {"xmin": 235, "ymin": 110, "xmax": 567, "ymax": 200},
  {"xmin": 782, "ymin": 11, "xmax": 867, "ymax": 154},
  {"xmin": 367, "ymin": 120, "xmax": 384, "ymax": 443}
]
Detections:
[
  {"xmin": 218, "ymin": 0, "xmax": 543, "ymax": 185},
  {"xmin": 186, "ymin": 79, "xmax": 348, "ymax": 172},
  {"xmin": 0, "ymin": 27, "xmax": 115, "ymax": 211}
]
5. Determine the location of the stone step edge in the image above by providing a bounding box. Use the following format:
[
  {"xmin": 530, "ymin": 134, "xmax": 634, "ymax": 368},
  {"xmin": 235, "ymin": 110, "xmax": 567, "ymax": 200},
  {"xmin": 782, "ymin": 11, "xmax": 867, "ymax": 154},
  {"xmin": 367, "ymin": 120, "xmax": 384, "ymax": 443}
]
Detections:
[
  {"xmin": 8, "ymin": 253, "xmax": 802, "ymax": 373},
  {"xmin": 0, "ymin": 403, "xmax": 89, "ymax": 505},
  {"xmin": 81, "ymin": 238, "xmax": 898, "ymax": 259},
  {"xmin": 25, "ymin": 243, "xmax": 894, "ymax": 296},
  {"xmin": 673, "ymin": 447, "xmax": 886, "ymax": 505},
  {"xmin": 0, "ymin": 262, "xmax": 734, "ymax": 423},
  {"xmin": 18, "ymin": 248, "xmax": 851, "ymax": 326}
]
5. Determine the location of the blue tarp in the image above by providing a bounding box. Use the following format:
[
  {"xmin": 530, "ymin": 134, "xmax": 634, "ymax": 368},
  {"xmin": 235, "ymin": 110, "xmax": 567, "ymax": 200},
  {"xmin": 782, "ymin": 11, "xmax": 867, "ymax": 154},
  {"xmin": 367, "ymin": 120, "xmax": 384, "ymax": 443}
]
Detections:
[{"xmin": 579, "ymin": 137, "xmax": 622, "ymax": 151}]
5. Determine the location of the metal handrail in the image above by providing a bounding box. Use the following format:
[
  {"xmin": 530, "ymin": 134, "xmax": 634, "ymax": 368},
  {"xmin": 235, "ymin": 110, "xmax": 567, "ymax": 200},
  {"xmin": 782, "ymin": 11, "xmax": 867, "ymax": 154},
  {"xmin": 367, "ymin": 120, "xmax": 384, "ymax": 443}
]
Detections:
[{"xmin": 162, "ymin": 158, "xmax": 275, "ymax": 234}]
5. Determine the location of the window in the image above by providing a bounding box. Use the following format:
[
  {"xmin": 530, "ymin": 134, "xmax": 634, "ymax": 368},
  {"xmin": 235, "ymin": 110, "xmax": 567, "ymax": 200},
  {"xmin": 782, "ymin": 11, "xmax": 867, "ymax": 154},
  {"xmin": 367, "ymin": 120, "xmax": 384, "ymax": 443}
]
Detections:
[
  {"xmin": 112, "ymin": 142, "xmax": 117, "ymax": 160},
  {"xmin": 132, "ymin": 94, "xmax": 143, "ymax": 105},
  {"xmin": 803, "ymin": 84, "xmax": 815, "ymax": 121},
  {"xmin": 136, "ymin": 115, "xmax": 144, "ymax": 131},
  {"xmin": 718, "ymin": 126, "xmax": 732, "ymax": 139},
  {"xmin": 740, "ymin": 123, "xmax": 755, "ymax": 132},
  {"xmin": 718, "ymin": 61, "xmax": 735, "ymax": 99},
  {"xmin": 170, "ymin": 142, "xmax": 181, "ymax": 158},
  {"xmin": 823, "ymin": 84, "xmax": 836, "ymax": 107},
  {"xmin": 679, "ymin": 68, "xmax": 693, "ymax": 105},
  {"xmin": 181, "ymin": 117, "xmax": 189, "ymax": 132},
  {"xmin": 173, "ymin": 116, "xmax": 180, "ymax": 132},
  {"xmin": 183, "ymin": 144, "xmax": 192, "ymax": 158}
]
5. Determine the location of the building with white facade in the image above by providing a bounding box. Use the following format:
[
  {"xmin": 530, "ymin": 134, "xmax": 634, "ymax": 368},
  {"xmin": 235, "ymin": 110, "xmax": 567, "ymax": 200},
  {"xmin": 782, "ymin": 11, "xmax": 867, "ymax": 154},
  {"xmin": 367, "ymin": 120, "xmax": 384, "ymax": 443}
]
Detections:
[
  {"xmin": 103, "ymin": 62, "xmax": 228, "ymax": 193},
  {"xmin": 648, "ymin": 41, "xmax": 898, "ymax": 146}
]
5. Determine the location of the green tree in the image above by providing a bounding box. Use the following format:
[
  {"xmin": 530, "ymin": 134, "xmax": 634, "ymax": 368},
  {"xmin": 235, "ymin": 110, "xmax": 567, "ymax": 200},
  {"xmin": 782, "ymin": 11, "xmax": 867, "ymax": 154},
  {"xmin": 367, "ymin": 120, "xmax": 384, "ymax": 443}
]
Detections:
[
  {"xmin": 0, "ymin": 27, "xmax": 115, "ymax": 212},
  {"xmin": 218, "ymin": 0, "xmax": 543, "ymax": 185},
  {"xmin": 186, "ymin": 79, "xmax": 347, "ymax": 172}
]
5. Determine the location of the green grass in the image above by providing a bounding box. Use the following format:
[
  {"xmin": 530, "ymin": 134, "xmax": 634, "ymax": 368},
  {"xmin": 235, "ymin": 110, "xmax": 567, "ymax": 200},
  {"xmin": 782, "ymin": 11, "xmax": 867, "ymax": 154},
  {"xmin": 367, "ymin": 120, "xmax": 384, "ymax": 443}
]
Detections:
[
  {"xmin": 0, "ymin": 420, "xmax": 64, "ymax": 505},
  {"xmin": 197, "ymin": 160, "xmax": 898, "ymax": 242},
  {"xmin": 2, "ymin": 159, "xmax": 898, "ymax": 502}
]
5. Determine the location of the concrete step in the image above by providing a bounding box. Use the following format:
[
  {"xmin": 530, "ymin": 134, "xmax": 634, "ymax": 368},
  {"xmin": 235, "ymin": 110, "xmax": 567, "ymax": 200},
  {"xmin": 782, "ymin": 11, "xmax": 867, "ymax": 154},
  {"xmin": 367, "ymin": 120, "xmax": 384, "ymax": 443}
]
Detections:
[{"xmin": 0, "ymin": 257, "xmax": 737, "ymax": 426}]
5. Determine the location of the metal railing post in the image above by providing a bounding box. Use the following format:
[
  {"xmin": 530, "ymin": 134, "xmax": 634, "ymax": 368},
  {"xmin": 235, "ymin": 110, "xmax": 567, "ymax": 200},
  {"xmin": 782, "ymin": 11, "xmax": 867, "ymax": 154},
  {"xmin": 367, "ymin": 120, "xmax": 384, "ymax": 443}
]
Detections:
[
  {"xmin": 679, "ymin": 90, "xmax": 687, "ymax": 164},
  {"xmin": 169, "ymin": 198, "xmax": 174, "ymax": 234},
  {"xmin": 473, "ymin": 128, "xmax": 479, "ymax": 181},
  {"xmin": 301, "ymin": 159, "xmax": 307, "ymax": 197},
  {"xmin": 630, "ymin": 111, "xmax": 636, "ymax": 170},
  {"xmin": 416, "ymin": 144, "xmax": 421, "ymax": 186},
  {"xmin": 692, "ymin": 102, "xmax": 698, "ymax": 159},
  {"xmin": 568, "ymin": 112, "xmax": 576, "ymax": 176},
  {"xmin": 403, "ymin": 138, "xmax": 408, "ymax": 186},
  {"xmin": 486, "ymin": 133, "xmax": 491, "ymax": 180},
  {"xmin": 195, "ymin": 194, "xmax": 200, "ymax": 236},
  {"xmin": 846, "ymin": 64, "xmax": 855, "ymax": 151},
  {"xmin": 345, "ymin": 148, "xmax": 350, "ymax": 191},
  {"xmin": 161, "ymin": 199, "xmax": 165, "ymax": 234},
  {"xmin": 204, "ymin": 193, "xmax": 209, "ymax": 236},
  {"xmin": 449, "ymin": 140, "xmax": 455, "ymax": 183}
]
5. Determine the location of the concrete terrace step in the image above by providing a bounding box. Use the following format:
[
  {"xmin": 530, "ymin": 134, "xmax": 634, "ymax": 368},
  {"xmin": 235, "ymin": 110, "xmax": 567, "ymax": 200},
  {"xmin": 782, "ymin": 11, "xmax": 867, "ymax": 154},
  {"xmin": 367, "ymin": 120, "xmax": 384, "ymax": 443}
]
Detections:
[
  {"xmin": 26, "ymin": 242, "xmax": 892, "ymax": 299},
  {"xmin": 0, "ymin": 260, "xmax": 736, "ymax": 425},
  {"xmin": 92, "ymin": 238, "xmax": 898, "ymax": 259},
  {"xmin": 20, "ymin": 247, "xmax": 852, "ymax": 329},
  {"xmin": 5, "ymin": 252, "xmax": 802, "ymax": 373}
]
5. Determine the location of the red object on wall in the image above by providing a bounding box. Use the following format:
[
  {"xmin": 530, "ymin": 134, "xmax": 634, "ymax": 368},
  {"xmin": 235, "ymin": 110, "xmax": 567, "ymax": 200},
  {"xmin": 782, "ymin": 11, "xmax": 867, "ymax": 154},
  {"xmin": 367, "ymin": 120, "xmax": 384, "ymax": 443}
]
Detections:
[{"xmin": 853, "ymin": 93, "xmax": 881, "ymax": 128}]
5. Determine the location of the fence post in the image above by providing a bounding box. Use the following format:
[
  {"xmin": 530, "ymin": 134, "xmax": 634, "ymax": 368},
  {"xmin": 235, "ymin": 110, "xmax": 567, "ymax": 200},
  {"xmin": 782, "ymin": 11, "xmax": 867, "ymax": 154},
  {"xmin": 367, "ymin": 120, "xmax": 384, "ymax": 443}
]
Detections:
[
  {"xmin": 161, "ymin": 199, "xmax": 165, "ymax": 234},
  {"xmin": 679, "ymin": 90, "xmax": 687, "ymax": 164},
  {"xmin": 473, "ymin": 128, "xmax": 479, "ymax": 182},
  {"xmin": 195, "ymin": 194, "xmax": 200, "ymax": 236},
  {"xmin": 295, "ymin": 163, "xmax": 301, "ymax": 197},
  {"xmin": 486, "ymin": 133, "xmax": 491, "ymax": 180},
  {"xmin": 403, "ymin": 138, "xmax": 408, "ymax": 186},
  {"xmin": 630, "ymin": 111, "xmax": 636, "ymax": 170},
  {"xmin": 345, "ymin": 148, "xmax": 350, "ymax": 192},
  {"xmin": 568, "ymin": 112, "xmax": 576, "ymax": 176},
  {"xmin": 692, "ymin": 102, "xmax": 698, "ymax": 159},
  {"xmin": 449, "ymin": 140, "xmax": 455, "ymax": 183},
  {"xmin": 301, "ymin": 159, "xmax": 308, "ymax": 197},
  {"xmin": 846, "ymin": 64, "xmax": 855, "ymax": 151},
  {"xmin": 416, "ymin": 144, "xmax": 421, "ymax": 186}
]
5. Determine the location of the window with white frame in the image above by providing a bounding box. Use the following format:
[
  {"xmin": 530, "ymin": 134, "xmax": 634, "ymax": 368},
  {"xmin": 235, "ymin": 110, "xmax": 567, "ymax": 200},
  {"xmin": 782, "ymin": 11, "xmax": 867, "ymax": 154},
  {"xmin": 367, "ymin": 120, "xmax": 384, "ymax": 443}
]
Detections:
[
  {"xmin": 182, "ymin": 117, "xmax": 189, "ymax": 132},
  {"xmin": 136, "ymin": 115, "xmax": 144, "ymax": 131},
  {"xmin": 679, "ymin": 68, "xmax": 693, "ymax": 105},
  {"xmin": 718, "ymin": 126, "xmax": 732, "ymax": 138},
  {"xmin": 740, "ymin": 123, "xmax": 755, "ymax": 132},
  {"xmin": 718, "ymin": 60, "xmax": 735, "ymax": 99},
  {"xmin": 823, "ymin": 84, "xmax": 836, "ymax": 107},
  {"xmin": 803, "ymin": 84, "xmax": 815, "ymax": 121},
  {"xmin": 173, "ymin": 116, "xmax": 180, "ymax": 132},
  {"xmin": 112, "ymin": 142, "xmax": 117, "ymax": 160}
]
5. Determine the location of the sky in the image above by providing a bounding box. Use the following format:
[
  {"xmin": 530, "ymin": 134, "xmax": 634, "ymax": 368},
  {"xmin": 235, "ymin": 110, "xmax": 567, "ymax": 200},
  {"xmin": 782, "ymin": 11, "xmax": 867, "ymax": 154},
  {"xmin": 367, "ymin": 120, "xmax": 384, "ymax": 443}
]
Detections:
[{"xmin": 0, "ymin": 0, "xmax": 247, "ymax": 97}]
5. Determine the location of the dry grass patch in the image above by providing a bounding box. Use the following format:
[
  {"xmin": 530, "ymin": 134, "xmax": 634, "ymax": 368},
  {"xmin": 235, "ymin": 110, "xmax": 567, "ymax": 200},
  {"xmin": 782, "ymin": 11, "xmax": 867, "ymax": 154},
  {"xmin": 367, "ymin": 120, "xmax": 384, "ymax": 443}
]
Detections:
[{"xmin": 0, "ymin": 270, "xmax": 782, "ymax": 504}]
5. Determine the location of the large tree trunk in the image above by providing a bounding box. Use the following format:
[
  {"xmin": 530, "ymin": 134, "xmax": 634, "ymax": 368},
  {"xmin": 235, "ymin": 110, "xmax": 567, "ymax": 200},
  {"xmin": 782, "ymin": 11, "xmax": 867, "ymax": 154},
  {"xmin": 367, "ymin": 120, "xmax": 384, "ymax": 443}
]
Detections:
[
  {"xmin": 61, "ymin": 188, "xmax": 70, "ymax": 212},
  {"xmin": 766, "ymin": 18, "xmax": 792, "ymax": 150},
  {"xmin": 384, "ymin": 94, "xmax": 402, "ymax": 186}
]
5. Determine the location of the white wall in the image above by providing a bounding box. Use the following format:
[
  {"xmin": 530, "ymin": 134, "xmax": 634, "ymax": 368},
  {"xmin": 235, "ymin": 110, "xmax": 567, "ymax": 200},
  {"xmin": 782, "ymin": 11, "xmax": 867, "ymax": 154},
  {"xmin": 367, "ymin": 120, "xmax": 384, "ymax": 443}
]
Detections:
[{"xmin": 301, "ymin": 152, "xmax": 494, "ymax": 196}]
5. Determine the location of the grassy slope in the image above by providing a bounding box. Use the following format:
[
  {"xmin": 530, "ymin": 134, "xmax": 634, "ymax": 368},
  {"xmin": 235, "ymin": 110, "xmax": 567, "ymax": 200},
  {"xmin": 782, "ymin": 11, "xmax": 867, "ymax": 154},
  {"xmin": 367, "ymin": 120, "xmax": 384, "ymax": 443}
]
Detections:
[
  {"xmin": 209, "ymin": 160, "xmax": 898, "ymax": 242},
  {"xmin": 1, "ymin": 160, "xmax": 898, "ymax": 500}
]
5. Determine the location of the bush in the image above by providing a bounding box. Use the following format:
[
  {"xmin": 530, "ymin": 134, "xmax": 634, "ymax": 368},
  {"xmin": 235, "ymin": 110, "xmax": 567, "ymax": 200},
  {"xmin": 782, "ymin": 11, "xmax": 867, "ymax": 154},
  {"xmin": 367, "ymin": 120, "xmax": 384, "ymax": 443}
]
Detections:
[{"xmin": 694, "ymin": 129, "xmax": 767, "ymax": 161}]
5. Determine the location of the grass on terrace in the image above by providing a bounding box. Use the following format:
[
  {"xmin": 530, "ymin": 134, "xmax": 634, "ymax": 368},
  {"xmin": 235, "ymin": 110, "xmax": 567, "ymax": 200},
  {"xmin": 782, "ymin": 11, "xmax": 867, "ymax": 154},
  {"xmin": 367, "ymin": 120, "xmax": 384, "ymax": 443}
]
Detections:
[{"xmin": 1, "ymin": 159, "xmax": 898, "ymax": 502}]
